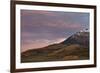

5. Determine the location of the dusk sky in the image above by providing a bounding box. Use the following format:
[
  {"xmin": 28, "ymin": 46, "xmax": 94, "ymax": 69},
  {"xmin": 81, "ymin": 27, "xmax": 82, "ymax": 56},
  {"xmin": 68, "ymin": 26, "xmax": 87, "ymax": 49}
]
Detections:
[{"xmin": 21, "ymin": 9, "xmax": 89, "ymax": 52}]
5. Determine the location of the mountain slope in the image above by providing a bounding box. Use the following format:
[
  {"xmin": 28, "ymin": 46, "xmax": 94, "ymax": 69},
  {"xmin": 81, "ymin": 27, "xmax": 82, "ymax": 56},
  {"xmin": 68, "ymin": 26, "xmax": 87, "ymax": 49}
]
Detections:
[
  {"xmin": 21, "ymin": 31, "xmax": 89, "ymax": 63},
  {"xmin": 61, "ymin": 32, "xmax": 89, "ymax": 48}
]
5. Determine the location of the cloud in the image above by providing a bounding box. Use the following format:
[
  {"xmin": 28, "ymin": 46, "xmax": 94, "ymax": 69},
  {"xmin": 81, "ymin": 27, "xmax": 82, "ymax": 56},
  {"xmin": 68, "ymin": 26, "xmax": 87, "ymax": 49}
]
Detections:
[
  {"xmin": 44, "ymin": 20, "xmax": 82, "ymax": 29},
  {"xmin": 21, "ymin": 10, "xmax": 57, "ymax": 16}
]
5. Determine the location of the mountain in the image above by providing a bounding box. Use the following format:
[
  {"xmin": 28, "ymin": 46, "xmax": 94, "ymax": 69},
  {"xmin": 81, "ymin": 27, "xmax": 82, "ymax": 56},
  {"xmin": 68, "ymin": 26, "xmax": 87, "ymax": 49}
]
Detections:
[
  {"xmin": 21, "ymin": 31, "xmax": 89, "ymax": 63},
  {"xmin": 61, "ymin": 32, "xmax": 89, "ymax": 48}
]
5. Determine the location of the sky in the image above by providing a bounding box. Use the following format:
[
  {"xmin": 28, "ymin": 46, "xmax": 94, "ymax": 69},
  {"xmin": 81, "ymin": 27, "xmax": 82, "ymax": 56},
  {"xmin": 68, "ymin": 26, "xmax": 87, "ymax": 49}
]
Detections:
[{"xmin": 21, "ymin": 9, "xmax": 89, "ymax": 52}]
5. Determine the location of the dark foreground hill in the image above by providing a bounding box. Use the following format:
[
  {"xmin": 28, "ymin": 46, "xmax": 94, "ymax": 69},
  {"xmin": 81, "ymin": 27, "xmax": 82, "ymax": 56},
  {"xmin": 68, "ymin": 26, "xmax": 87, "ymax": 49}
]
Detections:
[{"xmin": 21, "ymin": 32, "xmax": 89, "ymax": 63}]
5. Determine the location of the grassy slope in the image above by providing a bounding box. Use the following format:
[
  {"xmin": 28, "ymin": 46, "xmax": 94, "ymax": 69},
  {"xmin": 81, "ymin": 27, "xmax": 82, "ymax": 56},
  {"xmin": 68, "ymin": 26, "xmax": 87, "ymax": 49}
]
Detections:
[{"xmin": 21, "ymin": 44, "xmax": 89, "ymax": 63}]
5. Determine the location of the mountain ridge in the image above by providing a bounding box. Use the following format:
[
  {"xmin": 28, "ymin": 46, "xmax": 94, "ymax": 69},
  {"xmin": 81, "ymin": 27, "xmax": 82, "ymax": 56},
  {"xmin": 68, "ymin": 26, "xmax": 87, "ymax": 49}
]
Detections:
[{"xmin": 21, "ymin": 31, "xmax": 89, "ymax": 63}]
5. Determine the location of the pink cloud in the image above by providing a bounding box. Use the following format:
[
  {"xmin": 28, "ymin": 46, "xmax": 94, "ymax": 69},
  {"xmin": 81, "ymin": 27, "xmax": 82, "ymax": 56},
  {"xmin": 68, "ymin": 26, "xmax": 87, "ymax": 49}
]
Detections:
[
  {"xmin": 43, "ymin": 20, "xmax": 82, "ymax": 29},
  {"xmin": 21, "ymin": 10, "xmax": 57, "ymax": 16}
]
